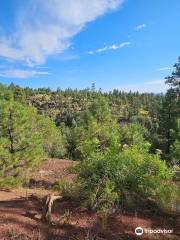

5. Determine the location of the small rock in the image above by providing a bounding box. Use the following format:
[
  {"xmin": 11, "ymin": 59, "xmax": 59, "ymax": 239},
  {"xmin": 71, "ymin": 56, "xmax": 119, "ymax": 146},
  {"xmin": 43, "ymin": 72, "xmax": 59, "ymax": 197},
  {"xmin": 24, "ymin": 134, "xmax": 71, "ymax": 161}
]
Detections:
[{"xmin": 34, "ymin": 214, "xmax": 42, "ymax": 220}]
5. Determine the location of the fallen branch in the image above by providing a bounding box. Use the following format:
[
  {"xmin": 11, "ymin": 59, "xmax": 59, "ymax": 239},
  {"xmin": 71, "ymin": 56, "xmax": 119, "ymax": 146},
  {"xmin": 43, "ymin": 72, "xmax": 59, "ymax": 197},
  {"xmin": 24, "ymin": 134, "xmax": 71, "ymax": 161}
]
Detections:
[{"xmin": 42, "ymin": 194, "xmax": 62, "ymax": 222}]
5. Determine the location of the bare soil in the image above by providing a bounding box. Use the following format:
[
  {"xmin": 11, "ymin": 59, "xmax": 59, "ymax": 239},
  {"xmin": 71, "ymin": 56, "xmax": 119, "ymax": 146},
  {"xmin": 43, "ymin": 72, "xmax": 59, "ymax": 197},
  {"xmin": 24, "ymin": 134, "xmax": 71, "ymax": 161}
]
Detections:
[{"xmin": 0, "ymin": 159, "xmax": 179, "ymax": 240}]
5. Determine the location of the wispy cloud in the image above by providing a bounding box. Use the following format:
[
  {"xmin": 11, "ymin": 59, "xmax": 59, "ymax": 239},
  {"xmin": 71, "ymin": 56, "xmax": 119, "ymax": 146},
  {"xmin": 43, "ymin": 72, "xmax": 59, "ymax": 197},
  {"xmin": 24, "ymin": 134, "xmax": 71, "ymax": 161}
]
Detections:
[
  {"xmin": 145, "ymin": 79, "xmax": 165, "ymax": 85},
  {"xmin": 0, "ymin": 0, "xmax": 123, "ymax": 67},
  {"xmin": 0, "ymin": 69, "xmax": 49, "ymax": 78},
  {"xmin": 116, "ymin": 79, "xmax": 168, "ymax": 93},
  {"xmin": 157, "ymin": 67, "xmax": 172, "ymax": 71},
  {"xmin": 88, "ymin": 41, "xmax": 131, "ymax": 55},
  {"xmin": 135, "ymin": 23, "xmax": 146, "ymax": 31},
  {"xmin": 58, "ymin": 54, "xmax": 80, "ymax": 61}
]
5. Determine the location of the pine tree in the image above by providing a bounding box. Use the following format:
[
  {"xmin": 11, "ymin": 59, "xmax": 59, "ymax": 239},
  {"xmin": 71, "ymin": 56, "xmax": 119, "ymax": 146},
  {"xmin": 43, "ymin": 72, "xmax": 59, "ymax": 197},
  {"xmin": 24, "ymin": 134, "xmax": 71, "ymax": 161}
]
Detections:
[
  {"xmin": 158, "ymin": 57, "xmax": 180, "ymax": 161},
  {"xmin": 0, "ymin": 100, "xmax": 44, "ymax": 186},
  {"xmin": 165, "ymin": 56, "xmax": 180, "ymax": 92}
]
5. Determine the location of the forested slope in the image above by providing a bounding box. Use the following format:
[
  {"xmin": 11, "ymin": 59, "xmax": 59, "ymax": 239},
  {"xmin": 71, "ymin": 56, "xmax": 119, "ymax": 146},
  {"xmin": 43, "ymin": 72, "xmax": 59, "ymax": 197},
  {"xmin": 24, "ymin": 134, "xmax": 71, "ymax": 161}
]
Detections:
[{"xmin": 0, "ymin": 58, "xmax": 179, "ymax": 215}]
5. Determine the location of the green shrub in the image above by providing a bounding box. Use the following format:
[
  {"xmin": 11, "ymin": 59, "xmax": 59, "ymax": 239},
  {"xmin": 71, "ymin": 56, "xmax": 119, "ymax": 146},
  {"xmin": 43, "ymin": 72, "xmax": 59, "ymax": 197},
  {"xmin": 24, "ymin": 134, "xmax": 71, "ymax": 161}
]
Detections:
[
  {"xmin": 75, "ymin": 141, "xmax": 176, "ymax": 211},
  {"xmin": 54, "ymin": 180, "xmax": 74, "ymax": 198},
  {"xmin": 0, "ymin": 176, "xmax": 23, "ymax": 189},
  {"xmin": 37, "ymin": 116, "xmax": 67, "ymax": 158},
  {"xmin": 156, "ymin": 183, "xmax": 180, "ymax": 213}
]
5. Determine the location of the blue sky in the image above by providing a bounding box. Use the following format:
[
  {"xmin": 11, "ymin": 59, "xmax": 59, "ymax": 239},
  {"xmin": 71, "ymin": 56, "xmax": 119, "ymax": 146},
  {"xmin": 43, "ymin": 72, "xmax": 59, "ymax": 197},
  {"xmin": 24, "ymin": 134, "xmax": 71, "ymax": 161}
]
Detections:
[{"xmin": 0, "ymin": 0, "xmax": 180, "ymax": 92}]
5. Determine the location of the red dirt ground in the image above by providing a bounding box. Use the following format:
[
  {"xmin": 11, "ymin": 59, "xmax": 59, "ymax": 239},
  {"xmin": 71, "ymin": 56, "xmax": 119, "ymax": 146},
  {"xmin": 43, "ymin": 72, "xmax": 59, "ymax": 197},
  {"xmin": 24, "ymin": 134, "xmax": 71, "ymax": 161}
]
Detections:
[
  {"xmin": 0, "ymin": 159, "xmax": 179, "ymax": 240},
  {"xmin": 29, "ymin": 159, "xmax": 77, "ymax": 189}
]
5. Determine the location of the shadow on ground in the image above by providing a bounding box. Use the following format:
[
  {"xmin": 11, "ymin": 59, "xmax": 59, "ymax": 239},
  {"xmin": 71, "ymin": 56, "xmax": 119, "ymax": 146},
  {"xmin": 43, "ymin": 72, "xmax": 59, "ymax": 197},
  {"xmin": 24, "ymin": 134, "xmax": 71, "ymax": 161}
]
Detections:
[{"xmin": 0, "ymin": 192, "xmax": 179, "ymax": 240}]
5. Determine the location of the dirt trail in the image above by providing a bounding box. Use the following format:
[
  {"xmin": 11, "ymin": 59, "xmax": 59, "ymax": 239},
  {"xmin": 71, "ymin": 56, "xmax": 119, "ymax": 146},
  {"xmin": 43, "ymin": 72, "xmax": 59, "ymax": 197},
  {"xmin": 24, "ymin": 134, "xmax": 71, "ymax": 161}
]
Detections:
[{"xmin": 0, "ymin": 159, "xmax": 179, "ymax": 240}]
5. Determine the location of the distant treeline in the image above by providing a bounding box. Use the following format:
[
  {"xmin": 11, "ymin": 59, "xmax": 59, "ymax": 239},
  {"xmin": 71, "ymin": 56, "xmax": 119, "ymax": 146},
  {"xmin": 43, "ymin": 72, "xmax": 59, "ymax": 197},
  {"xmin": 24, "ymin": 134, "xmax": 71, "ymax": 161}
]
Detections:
[{"xmin": 0, "ymin": 57, "xmax": 179, "ymax": 164}]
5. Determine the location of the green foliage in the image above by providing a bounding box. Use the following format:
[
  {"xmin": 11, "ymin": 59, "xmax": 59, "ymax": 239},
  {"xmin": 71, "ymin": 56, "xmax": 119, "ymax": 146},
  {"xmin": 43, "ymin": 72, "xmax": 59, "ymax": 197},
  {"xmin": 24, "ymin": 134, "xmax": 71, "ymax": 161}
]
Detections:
[
  {"xmin": 0, "ymin": 84, "xmax": 14, "ymax": 101},
  {"xmin": 74, "ymin": 96, "xmax": 120, "ymax": 160},
  {"xmin": 158, "ymin": 90, "xmax": 178, "ymax": 156},
  {"xmin": 37, "ymin": 116, "xmax": 66, "ymax": 158},
  {"xmin": 170, "ymin": 119, "xmax": 180, "ymax": 165},
  {"xmin": 0, "ymin": 176, "xmax": 22, "ymax": 189},
  {"xmin": 54, "ymin": 180, "xmax": 74, "ymax": 198},
  {"xmin": 0, "ymin": 98, "xmax": 66, "ymax": 187},
  {"xmin": 0, "ymin": 100, "xmax": 44, "ymax": 186},
  {"xmin": 0, "ymin": 82, "xmax": 166, "ymax": 160},
  {"xmin": 158, "ymin": 57, "xmax": 180, "ymax": 162},
  {"xmin": 165, "ymin": 56, "xmax": 180, "ymax": 91},
  {"xmin": 0, "ymin": 81, "xmax": 67, "ymax": 185},
  {"xmin": 0, "ymin": 58, "xmax": 179, "ymax": 212},
  {"xmin": 119, "ymin": 123, "xmax": 148, "ymax": 148},
  {"xmin": 74, "ymin": 125, "xmax": 175, "ymax": 211},
  {"xmin": 119, "ymin": 145, "xmax": 174, "ymax": 198},
  {"xmin": 156, "ymin": 183, "xmax": 180, "ymax": 213}
]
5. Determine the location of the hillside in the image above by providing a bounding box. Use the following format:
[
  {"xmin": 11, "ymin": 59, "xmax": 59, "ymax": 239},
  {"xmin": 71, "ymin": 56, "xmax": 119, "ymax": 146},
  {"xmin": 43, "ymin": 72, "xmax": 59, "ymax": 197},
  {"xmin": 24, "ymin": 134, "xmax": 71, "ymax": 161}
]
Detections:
[{"xmin": 0, "ymin": 59, "xmax": 179, "ymax": 240}]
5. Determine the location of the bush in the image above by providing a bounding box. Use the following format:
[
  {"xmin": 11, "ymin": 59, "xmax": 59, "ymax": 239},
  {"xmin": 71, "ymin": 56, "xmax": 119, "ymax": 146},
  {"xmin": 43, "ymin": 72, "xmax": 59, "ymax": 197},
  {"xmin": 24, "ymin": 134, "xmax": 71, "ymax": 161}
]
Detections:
[
  {"xmin": 0, "ymin": 176, "xmax": 23, "ymax": 189},
  {"xmin": 54, "ymin": 180, "xmax": 74, "ymax": 198},
  {"xmin": 37, "ymin": 115, "xmax": 67, "ymax": 158},
  {"xmin": 74, "ymin": 140, "xmax": 175, "ymax": 211},
  {"xmin": 156, "ymin": 183, "xmax": 180, "ymax": 213}
]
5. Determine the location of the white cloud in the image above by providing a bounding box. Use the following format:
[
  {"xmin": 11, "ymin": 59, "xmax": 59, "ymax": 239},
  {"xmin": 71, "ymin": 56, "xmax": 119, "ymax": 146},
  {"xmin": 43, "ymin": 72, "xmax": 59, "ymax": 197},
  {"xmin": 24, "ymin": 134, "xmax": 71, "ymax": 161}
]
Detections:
[
  {"xmin": 0, "ymin": 69, "xmax": 49, "ymax": 78},
  {"xmin": 88, "ymin": 41, "xmax": 130, "ymax": 54},
  {"xmin": 157, "ymin": 67, "xmax": 172, "ymax": 71},
  {"xmin": 135, "ymin": 23, "xmax": 146, "ymax": 31},
  {"xmin": 116, "ymin": 79, "xmax": 168, "ymax": 93},
  {"xmin": 0, "ymin": 0, "xmax": 123, "ymax": 67}
]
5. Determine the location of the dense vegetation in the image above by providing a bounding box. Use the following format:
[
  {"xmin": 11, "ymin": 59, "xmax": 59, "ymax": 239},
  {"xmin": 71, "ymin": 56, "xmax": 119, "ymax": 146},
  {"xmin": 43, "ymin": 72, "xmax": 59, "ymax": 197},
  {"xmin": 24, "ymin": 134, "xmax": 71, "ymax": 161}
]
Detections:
[{"xmin": 0, "ymin": 58, "xmax": 179, "ymax": 212}]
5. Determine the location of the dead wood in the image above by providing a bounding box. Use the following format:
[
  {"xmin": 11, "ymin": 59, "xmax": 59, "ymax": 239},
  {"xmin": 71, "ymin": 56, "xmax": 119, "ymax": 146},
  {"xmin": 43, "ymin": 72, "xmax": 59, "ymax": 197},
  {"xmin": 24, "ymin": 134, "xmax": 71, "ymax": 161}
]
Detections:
[{"xmin": 42, "ymin": 194, "xmax": 62, "ymax": 222}]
